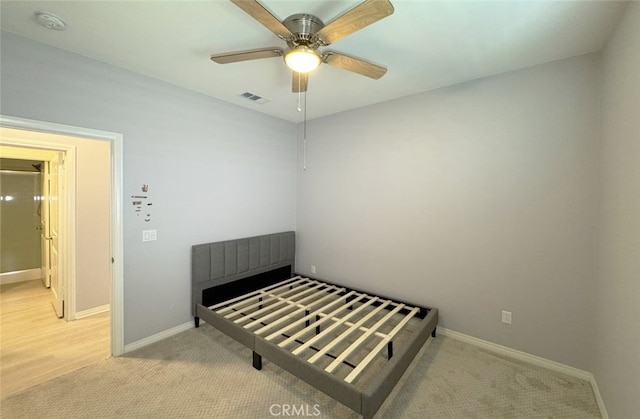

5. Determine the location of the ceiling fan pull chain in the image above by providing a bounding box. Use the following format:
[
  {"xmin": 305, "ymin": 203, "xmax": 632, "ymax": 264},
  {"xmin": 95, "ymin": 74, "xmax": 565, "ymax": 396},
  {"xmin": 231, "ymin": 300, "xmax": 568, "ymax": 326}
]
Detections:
[
  {"xmin": 297, "ymin": 77, "xmax": 302, "ymax": 112},
  {"xmin": 303, "ymin": 91, "xmax": 308, "ymax": 171}
]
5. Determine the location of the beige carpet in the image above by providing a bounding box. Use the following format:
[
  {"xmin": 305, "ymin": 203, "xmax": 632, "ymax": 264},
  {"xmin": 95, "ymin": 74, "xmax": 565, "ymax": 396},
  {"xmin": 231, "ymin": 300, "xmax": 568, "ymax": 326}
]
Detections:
[{"xmin": 1, "ymin": 324, "xmax": 600, "ymax": 418}]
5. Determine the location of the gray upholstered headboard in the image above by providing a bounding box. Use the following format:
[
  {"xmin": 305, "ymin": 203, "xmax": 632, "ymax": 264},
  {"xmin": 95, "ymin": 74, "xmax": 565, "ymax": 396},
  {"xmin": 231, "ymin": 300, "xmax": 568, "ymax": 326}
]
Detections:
[{"xmin": 191, "ymin": 231, "xmax": 295, "ymax": 314}]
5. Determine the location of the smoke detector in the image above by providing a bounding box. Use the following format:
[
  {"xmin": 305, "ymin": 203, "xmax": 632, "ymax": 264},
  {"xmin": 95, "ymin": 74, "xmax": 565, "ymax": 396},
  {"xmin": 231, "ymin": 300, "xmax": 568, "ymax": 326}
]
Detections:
[{"xmin": 34, "ymin": 11, "xmax": 67, "ymax": 31}]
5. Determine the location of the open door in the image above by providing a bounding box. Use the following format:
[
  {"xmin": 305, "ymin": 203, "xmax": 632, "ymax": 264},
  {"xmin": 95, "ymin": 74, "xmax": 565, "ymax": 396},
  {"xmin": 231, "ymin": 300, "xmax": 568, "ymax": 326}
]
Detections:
[
  {"xmin": 47, "ymin": 154, "xmax": 64, "ymax": 318},
  {"xmin": 40, "ymin": 161, "xmax": 50, "ymax": 288}
]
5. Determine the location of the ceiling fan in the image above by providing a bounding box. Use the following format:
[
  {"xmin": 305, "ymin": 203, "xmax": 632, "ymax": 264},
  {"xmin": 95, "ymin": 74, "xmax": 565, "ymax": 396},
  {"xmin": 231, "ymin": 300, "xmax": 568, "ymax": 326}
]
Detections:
[{"xmin": 211, "ymin": 0, "xmax": 394, "ymax": 93}]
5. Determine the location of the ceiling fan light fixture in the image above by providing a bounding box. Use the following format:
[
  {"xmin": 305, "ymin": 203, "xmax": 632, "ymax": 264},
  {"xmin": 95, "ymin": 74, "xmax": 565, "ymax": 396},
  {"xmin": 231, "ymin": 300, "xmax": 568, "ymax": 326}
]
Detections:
[{"xmin": 284, "ymin": 46, "xmax": 320, "ymax": 73}]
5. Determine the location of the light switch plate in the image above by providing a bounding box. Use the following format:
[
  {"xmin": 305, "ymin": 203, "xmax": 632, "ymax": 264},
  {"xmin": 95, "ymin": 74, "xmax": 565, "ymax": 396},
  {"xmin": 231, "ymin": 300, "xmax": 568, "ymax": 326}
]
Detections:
[{"xmin": 142, "ymin": 229, "xmax": 157, "ymax": 242}]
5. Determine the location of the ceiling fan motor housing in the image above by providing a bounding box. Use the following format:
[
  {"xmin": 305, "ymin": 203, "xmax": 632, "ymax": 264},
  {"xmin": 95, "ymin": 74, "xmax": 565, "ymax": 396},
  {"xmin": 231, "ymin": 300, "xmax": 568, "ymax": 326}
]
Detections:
[{"xmin": 283, "ymin": 14, "xmax": 325, "ymax": 49}]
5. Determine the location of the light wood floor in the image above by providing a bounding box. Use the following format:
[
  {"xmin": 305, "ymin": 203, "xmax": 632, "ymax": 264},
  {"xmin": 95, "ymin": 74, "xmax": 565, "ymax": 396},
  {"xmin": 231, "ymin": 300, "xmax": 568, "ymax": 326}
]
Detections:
[{"xmin": 0, "ymin": 279, "xmax": 110, "ymax": 398}]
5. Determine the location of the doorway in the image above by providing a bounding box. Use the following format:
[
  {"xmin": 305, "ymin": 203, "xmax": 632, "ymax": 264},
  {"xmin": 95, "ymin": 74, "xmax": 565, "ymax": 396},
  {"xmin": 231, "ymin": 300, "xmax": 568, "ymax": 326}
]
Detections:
[
  {"xmin": 0, "ymin": 154, "xmax": 65, "ymax": 318},
  {"xmin": 0, "ymin": 115, "xmax": 124, "ymax": 359},
  {"xmin": 0, "ymin": 140, "xmax": 112, "ymax": 397}
]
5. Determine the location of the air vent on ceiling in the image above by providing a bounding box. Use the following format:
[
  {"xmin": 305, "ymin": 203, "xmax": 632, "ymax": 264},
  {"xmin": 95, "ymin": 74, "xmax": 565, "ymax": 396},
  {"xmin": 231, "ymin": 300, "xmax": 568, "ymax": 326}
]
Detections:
[{"xmin": 240, "ymin": 91, "xmax": 270, "ymax": 105}]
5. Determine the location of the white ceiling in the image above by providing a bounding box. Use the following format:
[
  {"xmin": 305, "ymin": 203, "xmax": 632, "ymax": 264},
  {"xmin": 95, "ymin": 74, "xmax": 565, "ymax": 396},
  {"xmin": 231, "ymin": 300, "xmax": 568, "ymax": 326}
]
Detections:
[{"xmin": 0, "ymin": 1, "xmax": 627, "ymax": 122}]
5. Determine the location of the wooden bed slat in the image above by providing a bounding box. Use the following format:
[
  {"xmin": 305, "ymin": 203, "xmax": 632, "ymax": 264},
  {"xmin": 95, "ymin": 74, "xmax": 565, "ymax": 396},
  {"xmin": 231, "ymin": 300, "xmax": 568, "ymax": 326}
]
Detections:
[
  {"xmin": 218, "ymin": 277, "xmax": 310, "ymax": 316},
  {"xmin": 307, "ymin": 301, "xmax": 392, "ymax": 364},
  {"xmin": 325, "ymin": 304, "xmax": 405, "ymax": 373},
  {"xmin": 264, "ymin": 291, "xmax": 366, "ymax": 341},
  {"xmin": 344, "ymin": 307, "xmax": 420, "ymax": 383},
  {"xmin": 253, "ymin": 287, "xmax": 349, "ymax": 334},
  {"xmin": 231, "ymin": 281, "xmax": 323, "ymax": 323},
  {"xmin": 242, "ymin": 284, "xmax": 343, "ymax": 329},
  {"xmin": 316, "ymin": 311, "xmax": 392, "ymax": 340},
  {"xmin": 208, "ymin": 276, "xmax": 301, "ymax": 310},
  {"xmin": 286, "ymin": 296, "xmax": 379, "ymax": 352}
]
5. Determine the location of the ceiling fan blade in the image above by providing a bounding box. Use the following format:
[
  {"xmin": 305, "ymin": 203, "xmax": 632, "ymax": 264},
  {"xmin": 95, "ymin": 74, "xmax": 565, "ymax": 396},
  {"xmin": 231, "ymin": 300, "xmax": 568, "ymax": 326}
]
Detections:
[
  {"xmin": 322, "ymin": 51, "xmax": 387, "ymax": 79},
  {"xmin": 316, "ymin": 0, "xmax": 394, "ymax": 45},
  {"xmin": 292, "ymin": 71, "xmax": 308, "ymax": 93},
  {"xmin": 211, "ymin": 47, "xmax": 284, "ymax": 64},
  {"xmin": 230, "ymin": 0, "xmax": 292, "ymax": 40}
]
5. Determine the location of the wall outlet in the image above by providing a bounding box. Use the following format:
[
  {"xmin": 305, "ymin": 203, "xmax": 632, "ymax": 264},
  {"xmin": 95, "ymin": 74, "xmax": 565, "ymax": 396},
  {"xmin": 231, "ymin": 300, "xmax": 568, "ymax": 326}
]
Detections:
[
  {"xmin": 310, "ymin": 265, "xmax": 316, "ymax": 274},
  {"xmin": 502, "ymin": 310, "xmax": 512, "ymax": 325}
]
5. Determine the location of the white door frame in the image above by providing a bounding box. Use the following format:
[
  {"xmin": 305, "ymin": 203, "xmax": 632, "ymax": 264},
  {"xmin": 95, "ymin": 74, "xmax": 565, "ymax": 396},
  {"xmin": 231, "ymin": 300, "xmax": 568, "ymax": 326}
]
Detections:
[
  {"xmin": 0, "ymin": 114, "xmax": 124, "ymax": 356},
  {"xmin": 1, "ymin": 142, "xmax": 75, "ymax": 318}
]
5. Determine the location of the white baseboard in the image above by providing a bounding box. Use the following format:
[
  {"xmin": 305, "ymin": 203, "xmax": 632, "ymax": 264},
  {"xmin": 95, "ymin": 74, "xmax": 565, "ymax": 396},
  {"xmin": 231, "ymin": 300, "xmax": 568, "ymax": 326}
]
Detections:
[
  {"xmin": 0, "ymin": 268, "xmax": 42, "ymax": 285},
  {"xmin": 75, "ymin": 304, "xmax": 110, "ymax": 319},
  {"xmin": 589, "ymin": 374, "xmax": 609, "ymax": 419},
  {"xmin": 124, "ymin": 321, "xmax": 193, "ymax": 353},
  {"xmin": 438, "ymin": 327, "xmax": 591, "ymax": 380},
  {"xmin": 438, "ymin": 327, "xmax": 608, "ymax": 418}
]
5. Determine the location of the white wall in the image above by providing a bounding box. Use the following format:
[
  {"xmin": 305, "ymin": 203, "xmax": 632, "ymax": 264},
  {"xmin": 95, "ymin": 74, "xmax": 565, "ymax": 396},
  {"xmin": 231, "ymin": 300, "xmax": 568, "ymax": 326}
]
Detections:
[
  {"xmin": 0, "ymin": 31, "xmax": 297, "ymax": 344},
  {"xmin": 73, "ymin": 136, "xmax": 111, "ymax": 311},
  {"xmin": 595, "ymin": 2, "xmax": 640, "ymax": 418},
  {"xmin": 297, "ymin": 54, "xmax": 601, "ymax": 370}
]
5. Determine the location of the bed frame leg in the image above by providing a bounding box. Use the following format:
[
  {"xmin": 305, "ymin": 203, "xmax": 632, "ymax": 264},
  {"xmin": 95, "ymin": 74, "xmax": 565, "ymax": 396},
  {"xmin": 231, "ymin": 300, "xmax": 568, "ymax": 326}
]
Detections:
[
  {"xmin": 387, "ymin": 341, "xmax": 393, "ymax": 359},
  {"xmin": 432, "ymin": 327, "xmax": 436, "ymax": 338},
  {"xmin": 252, "ymin": 351, "xmax": 262, "ymax": 370},
  {"xmin": 346, "ymin": 295, "xmax": 355, "ymax": 310},
  {"xmin": 194, "ymin": 316, "xmax": 200, "ymax": 328}
]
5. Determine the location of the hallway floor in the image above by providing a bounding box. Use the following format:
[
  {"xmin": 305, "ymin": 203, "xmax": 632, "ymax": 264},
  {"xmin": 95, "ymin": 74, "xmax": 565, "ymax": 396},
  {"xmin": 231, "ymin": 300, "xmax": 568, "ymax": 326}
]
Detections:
[{"xmin": 0, "ymin": 279, "xmax": 110, "ymax": 398}]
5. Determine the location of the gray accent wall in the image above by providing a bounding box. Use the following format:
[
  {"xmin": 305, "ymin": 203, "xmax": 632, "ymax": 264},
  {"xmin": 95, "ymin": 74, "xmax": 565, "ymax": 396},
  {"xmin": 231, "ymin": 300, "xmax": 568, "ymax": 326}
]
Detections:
[
  {"xmin": 0, "ymin": 31, "xmax": 297, "ymax": 343},
  {"xmin": 296, "ymin": 54, "xmax": 601, "ymax": 371},
  {"xmin": 596, "ymin": 2, "xmax": 640, "ymax": 418}
]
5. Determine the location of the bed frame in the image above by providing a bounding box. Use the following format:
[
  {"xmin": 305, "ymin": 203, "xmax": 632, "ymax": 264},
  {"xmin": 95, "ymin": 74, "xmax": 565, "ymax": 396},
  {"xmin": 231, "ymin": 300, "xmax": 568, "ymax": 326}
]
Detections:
[{"xmin": 192, "ymin": 231, "xmax": 438, "ymax": 418}]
